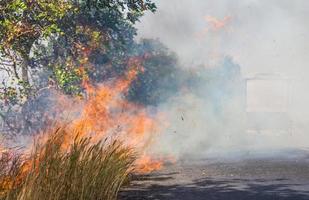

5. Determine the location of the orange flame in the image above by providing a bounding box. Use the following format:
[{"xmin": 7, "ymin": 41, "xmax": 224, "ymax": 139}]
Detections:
[
  {"xmin": 204, "ymin": 15, "xmax": 232, "ymax": 31},
  {"xmin": 40, "ymin": 56, "xmax": 161, "ymax": 173},
  {"xmin": 135, "ymin": 154, "xmax": 163, "ymax": 174},
  {"xmin": 195, "ymin": 15, "xmax": 232, "ymax": 39}
]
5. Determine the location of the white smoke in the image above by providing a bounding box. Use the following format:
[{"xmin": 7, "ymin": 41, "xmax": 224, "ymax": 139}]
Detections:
[{"xmin": 137, "ymin": 0, "xmax": 309, "ymax": 159}]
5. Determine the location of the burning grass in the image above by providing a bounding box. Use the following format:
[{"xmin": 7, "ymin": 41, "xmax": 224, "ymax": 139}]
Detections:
[
  {"xmin": 0, "ymin": 59, "xmax": 166, "ymax": 199},
  {"xmin": 0, "ymin": 127, "xmax": 135, "ymax": 200}
]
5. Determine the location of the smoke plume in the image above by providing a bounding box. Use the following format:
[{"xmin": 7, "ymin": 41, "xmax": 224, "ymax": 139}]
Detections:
[{"xmin": 136, "ymin": 0, "xmax": 309, "ymax": 160}]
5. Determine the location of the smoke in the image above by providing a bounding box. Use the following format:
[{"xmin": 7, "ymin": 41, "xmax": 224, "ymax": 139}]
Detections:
[
  {"xmin": 136, "ymin": 0, "xmax": 309, "ymax": 159},
  {"xmin": 136, "ymin": 0, "xmax": 309, "ymax": 76}
]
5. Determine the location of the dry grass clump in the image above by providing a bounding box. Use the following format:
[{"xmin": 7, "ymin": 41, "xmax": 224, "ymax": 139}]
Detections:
[{"xmin": 0, "ymin": 127, "xmax": 135, "ymax": 200}]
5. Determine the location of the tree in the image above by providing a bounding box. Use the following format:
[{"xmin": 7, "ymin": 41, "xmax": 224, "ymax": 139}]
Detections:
[
  {"xmin": 128, "ymin": 39, "xmax": 182, "ymax": 106},
  {"xmin": 0, "ymin": 0, "xmax": 72, "ymax": 84},
  {"xmin": 0, "ymin": 0, "xmax": 156, "ymax": 135}
]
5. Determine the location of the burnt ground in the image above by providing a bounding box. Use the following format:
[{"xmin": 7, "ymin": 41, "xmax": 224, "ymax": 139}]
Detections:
[{"xmin": 120, "ymin": 150, "xmax": 309, "ymax": 200}]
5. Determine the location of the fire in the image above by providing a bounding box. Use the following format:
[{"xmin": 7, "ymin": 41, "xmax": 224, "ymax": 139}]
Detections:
[
  {"xmin": 135, "ymin": 154, "xmax": 163, "ymax": 173},
  {"xmin": 68, "ymin": 56, "xmax": 157, "ymax": 144},
  {"xmin": 196, "ymin": 15, "xmax": 232, "ymax": 39},
  {"xmin": 69, "ymin": 60, "xmax": 162, "ymax": 172},
  {"xmin": 204, "ymin": 15, "xmax": 232, "ymax": 31}
]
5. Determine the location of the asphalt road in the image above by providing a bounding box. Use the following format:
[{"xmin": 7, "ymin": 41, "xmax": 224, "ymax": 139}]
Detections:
[{"xmin": 121, "ymin": 150, "xmax": 309, "ymax": 200}]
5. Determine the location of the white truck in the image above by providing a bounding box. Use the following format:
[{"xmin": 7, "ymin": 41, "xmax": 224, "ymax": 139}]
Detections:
[{"xmin": 245, "ymin": 74, "xmax": 293, "ymax": 134}]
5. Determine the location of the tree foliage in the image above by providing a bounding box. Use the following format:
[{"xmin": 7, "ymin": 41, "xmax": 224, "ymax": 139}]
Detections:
[
  {"xmin": 128, "ymin": 39, "xmax": 182, "ymax": 106},
  {"xmin": 0, "ymin": 0, "xmax": 156, "ymax": 93}
]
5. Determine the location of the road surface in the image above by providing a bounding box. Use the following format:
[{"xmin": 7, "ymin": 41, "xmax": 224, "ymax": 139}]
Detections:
[{"xmin": 121, "ymin": 149, "xmax": 309, "ymax": 200}]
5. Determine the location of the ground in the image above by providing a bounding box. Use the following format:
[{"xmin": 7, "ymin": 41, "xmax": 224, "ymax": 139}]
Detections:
[{"xmin": 121, "ymin": 149, "xmax": 309, "ymax": 200}]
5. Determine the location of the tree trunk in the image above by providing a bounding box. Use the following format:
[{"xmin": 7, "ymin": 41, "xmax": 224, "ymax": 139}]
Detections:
[
  {"xmin": 21, "ymin": 55, "xmax": 29, "ymax": 84},
  {"xmin": 20, "ymin": 52, "xmax": 31, "ymax": 101}
]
